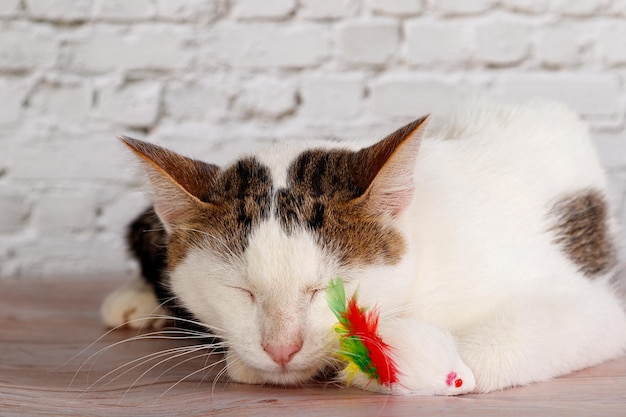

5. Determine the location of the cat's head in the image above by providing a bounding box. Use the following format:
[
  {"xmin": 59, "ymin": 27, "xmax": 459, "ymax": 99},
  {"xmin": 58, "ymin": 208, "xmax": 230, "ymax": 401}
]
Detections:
[{"xmin": 121, "ymin": 116, "xmax": 428, "ymax": 385}]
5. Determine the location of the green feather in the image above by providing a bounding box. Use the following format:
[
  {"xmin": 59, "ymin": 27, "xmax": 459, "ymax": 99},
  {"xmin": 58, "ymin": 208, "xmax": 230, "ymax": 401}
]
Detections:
[
  {"xmin": 328, "ymin": 278, "xmax": 378, "ymax": 380},
  {"xmin": 326, "ymin": 277, "xmax": 347, "ymax": 323},
  {"xmin": 340, "ymin": 336, "xmax": 374, "ymax": 372}
]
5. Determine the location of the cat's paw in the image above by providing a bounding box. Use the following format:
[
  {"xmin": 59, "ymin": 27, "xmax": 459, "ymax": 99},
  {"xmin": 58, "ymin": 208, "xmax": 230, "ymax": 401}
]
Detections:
[
  {"xmin": 101, "ymin": 277, "xmax": 169, "ymax": 329},
  {"xmin": 344, "ymin": 317, "xmax": 476, "ymax": 396}
]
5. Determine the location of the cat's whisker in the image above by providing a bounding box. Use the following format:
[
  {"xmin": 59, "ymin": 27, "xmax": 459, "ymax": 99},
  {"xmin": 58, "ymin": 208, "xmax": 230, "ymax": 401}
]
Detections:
[
  {"xmin": 141, "ymin": 227, "xmax": 168, "ymax": 233},
  {"xmin": 151, "ymin": 345, "xmax": 228, "ymax": 387},
  {"xmin": 317, "ymin": 358, "xmax": 344, "ymax": 388},
  {"xmin": 160, "ymin": 350, "xmax": 221, "ymax": 385},
  {"xmin": 123, "ymin": 347, "xmax": 219, "ymax": 403},
  {"xmin": 68, "ymin": 316, "xmax": 187, "ymax": 390},
  {"xmin": 75, "ymin": 324, "xmax": 206, "ymax": 378},
  {"xmin": 379, "ymin": 302, "xmax": 421, "ymax": 319},
  {"xmin": 87, "ymin": 335, "xmax": 225, "ymax": 390},
  {"xmin": 157, "ymin": 355, "xmax": 231, "ymax": 401},
  {"xmin": 83, "ymin": 344, "xmax": 210, "ymax": 397},
  {"xmin": 116, "ymin": 348, "xmax": 197, "ymax": 405},
  {"xmin": 75, "ymin": 321, "xmax": 225, "ymax": 394},
  {"xmin": 212, "ymin": 355, "xmax": 244, "ymax": 395}
]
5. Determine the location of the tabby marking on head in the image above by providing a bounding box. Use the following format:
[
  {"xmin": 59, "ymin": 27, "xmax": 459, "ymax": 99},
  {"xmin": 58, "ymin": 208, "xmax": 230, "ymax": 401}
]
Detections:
[{"xmin": 275, "ymin": 148, "xmax": 406, "ymax": 266}]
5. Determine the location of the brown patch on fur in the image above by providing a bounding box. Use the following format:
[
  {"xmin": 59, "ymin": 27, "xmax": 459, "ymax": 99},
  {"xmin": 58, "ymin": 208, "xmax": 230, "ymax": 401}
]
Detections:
[
  {"xmin": 276, "ymin": 148, "xmax": 406, "ymax": 267},
  {"xmin": 551, "ymin": 189, "xmax": 616, "ymax": 277},
  {"xmin": 319, "ymin": 199, "xmax": 407, "ymax": 266},
  {"xmin": 121, "ymin": 135, "xmax": 273, "ymax": 269},
  {"xmin": 167, "ymin": 157, "xmax": 273, "ymax": 269},
  {"xmin": 273, "ymin": 117, "xmax": 427, "ymax": 267}
]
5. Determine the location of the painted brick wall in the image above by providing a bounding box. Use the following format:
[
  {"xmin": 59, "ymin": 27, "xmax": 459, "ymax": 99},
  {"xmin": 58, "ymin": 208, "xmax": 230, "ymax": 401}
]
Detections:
[{"xmin": 1, "ymin": 0, "xmax": 625, "ymax": 278}]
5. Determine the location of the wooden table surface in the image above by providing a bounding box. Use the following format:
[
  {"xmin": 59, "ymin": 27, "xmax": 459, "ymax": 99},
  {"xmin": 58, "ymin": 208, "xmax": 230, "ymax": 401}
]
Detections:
[{"xmin": 1, "ymin": 277, "xmax": 625, "ymax": 417}]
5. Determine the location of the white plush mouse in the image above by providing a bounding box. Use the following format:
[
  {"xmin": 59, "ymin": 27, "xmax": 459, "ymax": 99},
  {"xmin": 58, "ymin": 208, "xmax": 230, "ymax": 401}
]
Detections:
[{"xmin": 328, "ymin": 279, "xmax": 475, "ymax": 396}]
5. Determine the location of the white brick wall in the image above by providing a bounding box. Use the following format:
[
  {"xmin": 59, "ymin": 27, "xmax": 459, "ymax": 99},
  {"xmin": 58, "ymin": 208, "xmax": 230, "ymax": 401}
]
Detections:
[{"xmin": 1, "ymin": 0, "xmax": 626, "ymax": 279}]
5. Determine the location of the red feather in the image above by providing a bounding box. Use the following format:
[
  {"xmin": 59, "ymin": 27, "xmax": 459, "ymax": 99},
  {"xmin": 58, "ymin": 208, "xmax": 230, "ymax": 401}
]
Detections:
[{"xmin": 344, "ymin": 296, "xmax": 399, "ymax": 385}]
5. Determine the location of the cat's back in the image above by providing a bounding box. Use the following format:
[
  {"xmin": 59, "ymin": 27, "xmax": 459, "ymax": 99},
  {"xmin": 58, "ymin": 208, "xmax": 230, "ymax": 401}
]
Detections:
[
  {"xmin": 425, "ymin": 98, "xmax": 606, "ymax": 196},
  {"xmin": 407, "ymin": 99, "xmax": 617, "ymax": 326}
]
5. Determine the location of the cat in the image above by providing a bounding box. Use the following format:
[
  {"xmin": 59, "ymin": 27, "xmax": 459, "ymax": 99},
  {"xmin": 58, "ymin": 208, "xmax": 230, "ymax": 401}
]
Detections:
[{"xmin": 101, "ymin": 98, "xmax": 626, "ymax": 395}]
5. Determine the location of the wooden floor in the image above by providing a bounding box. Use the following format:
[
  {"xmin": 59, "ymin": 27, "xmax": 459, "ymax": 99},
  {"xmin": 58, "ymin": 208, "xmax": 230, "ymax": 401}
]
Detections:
[{"xmin": 1, "ymin": 277, "xmax": 625, "ymax": 417}]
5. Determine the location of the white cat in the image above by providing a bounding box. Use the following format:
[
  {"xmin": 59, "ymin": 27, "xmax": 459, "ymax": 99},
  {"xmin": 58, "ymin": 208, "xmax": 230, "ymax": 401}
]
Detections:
[{"xmin": 102, "ymin": 98, "xmax": 626, "ymax": 395}]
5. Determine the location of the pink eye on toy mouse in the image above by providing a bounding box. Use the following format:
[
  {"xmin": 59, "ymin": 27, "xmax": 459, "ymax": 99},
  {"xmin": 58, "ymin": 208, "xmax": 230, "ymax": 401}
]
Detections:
[{"xmin": 446, "ymin": 371, "xmax": 463, "ymax": 388}]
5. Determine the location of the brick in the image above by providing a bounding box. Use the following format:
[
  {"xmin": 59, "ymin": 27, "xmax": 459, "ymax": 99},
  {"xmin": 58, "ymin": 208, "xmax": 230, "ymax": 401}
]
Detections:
[
  {"xmin": 92, "ymin": 0, "xmax": 154, "ymax": 20},
  {"xmin": 405, "ymin": 20, "xmax": 472, "ymax": 65},
  {"xmin": 475, "ymin": 19, "xmax": 530, "ymax": 65},
  {"xmin": 97, "ymin": 190, "xmax": 148, "ymax": 234},
  {"xmin": 499, "ymin": 0, "xmax": 548, "ymax": 13},
  {"xmin": 25, "ymin": 0, "xmax": 93, "ymax": 22},
  {"xmin": 593, "ymin": 131, "xmax": 626, "ymax": 170},
  {"xmin": 0, "ymin": 191, "xmax": 29, "ymax": 234},
  {"xmin": 0, "ymin": 248, "xmax": 17, "ymax": 278},
  {"xmin": 96, "ymin": 81, "xmax": 161, "ymax": 128},
  {"xmin": 336, "ymin": 19, "xmax": 399, "ymax": 65},
  {"xmin": 0, "ymin": 25, "xmax": 57, "ymax": 71},
  {"xmin": 598, "ymin": 22, "xmax": 626, "ymax": 66},
  {"xmin": 367, "ymin": 0, "xmax": 424, "ymax": 16},
  {"xmin": 165, "ymin": 79, "xmax": 232, "ymax": 122},
  {"xmin": 500, "ymin": 0, "xmax": 550, "ymax": 14},
  {"xmin": 492, "ymin": 73, "xmax": 621, "ymax": 116},
  {"xmin": 234, "ymin": 77, "xmax": 297, "ymax": 119},
  {"xmin": 34, "ymin": 191, "xmax": 98, "ymax": 235},
  {"xmin": 14, "ymin": 237, "xmax": 133, "ymax": 277},
  {"xmin": 205, "ymin": 23, "xmax": 330, "ymax": 68},
  {"xmin": 433, "ymin": 0, "xmax": 495, "ymax": 15},
  {"xmin": 5, "ymin": 137, "xmax": 134, "ymax": 181},
  {"xmin": 299, "ymin": 0, "xmax": 359, "ymax": 19},
  {"xmin": 554, "ymin": 0, "xmax": 612, "ymax": 16},
  {"xmin": 155, "ymin": 0, "xmax": 218, "ymax": 20},
  {"xmin": 611, "ymin": 0, "xmax": 626, "ymax": 15},
  {"xmin": 537, "ymin": 24, "xmax": 583, "ymax": 68},
  {"xmin": 613, "ymin": 222, "xmax": 626, "ymax": 252},
  {"xmin": 300, "ymin": 75, "xmax": 364, "ymax": 119},
  {"xmin": 0, "ymin": 0, "xmax": 20, "ymax": 16},
  {"xmin": 152, "ymin": 122, "xmax": 266, "ymax": 164},
  {"xmin": 0, "ymin": 77, "xmax": 30, "ymax": 126},
  {"xmin": 370, "ymin": 76, "xmax": 481, "ymax": 117},
  {"xmin": 62, "ymin": 25, "xmax": 192, "ymax": 73},
  {"xmin": 232, "ymin": 0, "xmax": 295, "ymax": 19},
  {"xmin": 3, "ymin": 0, "xmax": 626, "ymax": 280},
  {"xmin": 29, "ymin": 81, "xmax": 92, "ymax": 124}
]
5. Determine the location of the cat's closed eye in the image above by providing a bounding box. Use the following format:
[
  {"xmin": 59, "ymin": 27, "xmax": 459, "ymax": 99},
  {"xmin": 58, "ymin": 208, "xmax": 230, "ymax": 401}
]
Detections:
[
  {"xmin": 229, "ymin": 286, "xmax": 255, "ymax": 303},
  {"xmin": 307, "ymin": 287, "xmax": 326, "ymax": 302}
]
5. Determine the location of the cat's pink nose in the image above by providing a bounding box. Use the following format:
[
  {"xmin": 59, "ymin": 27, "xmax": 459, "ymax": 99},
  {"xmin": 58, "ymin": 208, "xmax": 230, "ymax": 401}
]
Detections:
[{"xmin": 263, "ymin": 342, "xmax": 302, "ymax": 366}]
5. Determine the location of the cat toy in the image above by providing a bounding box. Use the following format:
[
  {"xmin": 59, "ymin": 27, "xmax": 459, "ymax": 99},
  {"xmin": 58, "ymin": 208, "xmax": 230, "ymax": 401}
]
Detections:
[{"xmin": 326, "ymin": 278, "xmax": 399, "ymax": 387}]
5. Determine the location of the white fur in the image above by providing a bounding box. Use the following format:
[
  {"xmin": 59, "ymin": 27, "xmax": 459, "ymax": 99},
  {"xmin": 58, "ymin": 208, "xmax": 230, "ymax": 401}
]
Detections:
[
  {"xmin": 105, "ymin": 98, "xmax": 626, "ymax": 395},
  {"xmin": 169, "ymin": 219, "xmax": 342, "ymax": 385}
]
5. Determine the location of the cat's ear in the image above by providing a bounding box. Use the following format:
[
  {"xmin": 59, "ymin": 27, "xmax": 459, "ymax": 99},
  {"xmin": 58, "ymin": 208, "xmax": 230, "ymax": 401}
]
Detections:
[
  {"xmin": 119, "ymin": 136, "xmax": 220, "ymax": 229},
  {"xmin": 355, "ymin": 115, "xmax": 429, "ymax": 217}
]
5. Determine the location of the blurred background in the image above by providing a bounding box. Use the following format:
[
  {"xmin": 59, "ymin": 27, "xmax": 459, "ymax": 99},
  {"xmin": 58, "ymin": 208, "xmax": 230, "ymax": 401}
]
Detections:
[{"xmin": 0, "ymin": 0, "xmax": 625, "ymax": 279}]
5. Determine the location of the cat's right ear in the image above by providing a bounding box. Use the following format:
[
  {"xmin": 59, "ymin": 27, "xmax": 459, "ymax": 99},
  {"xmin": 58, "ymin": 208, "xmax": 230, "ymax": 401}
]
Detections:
[
  {"xmin": 354, "ymin": 115, "xmax": 429, "ymax": 218},
  {"xmin": 118, "ymin": 136, "xmax": 220, "ymax": 230}
]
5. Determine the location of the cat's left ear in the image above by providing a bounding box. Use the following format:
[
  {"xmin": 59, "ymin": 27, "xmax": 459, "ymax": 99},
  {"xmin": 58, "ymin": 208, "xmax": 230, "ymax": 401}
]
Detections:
[{"xmin": 355, "ymin": 115, "xmax": 429, "ymax": 218}]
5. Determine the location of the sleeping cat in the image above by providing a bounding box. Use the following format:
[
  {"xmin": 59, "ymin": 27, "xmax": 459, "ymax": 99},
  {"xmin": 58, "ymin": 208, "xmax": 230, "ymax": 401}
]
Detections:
[{"xmin": 102, "ymin": 98, "xmax": 626, "ymax": 395}]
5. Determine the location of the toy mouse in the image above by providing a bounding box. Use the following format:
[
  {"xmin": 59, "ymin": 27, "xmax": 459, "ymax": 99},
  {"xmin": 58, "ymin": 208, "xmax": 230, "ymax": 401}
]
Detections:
[{"xmin": 327, "ymin": 278, "xmax": 476, "ymax": 395}]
